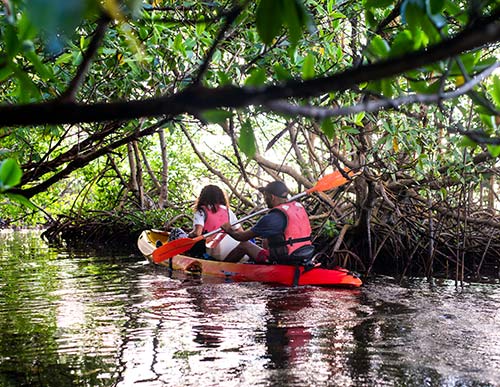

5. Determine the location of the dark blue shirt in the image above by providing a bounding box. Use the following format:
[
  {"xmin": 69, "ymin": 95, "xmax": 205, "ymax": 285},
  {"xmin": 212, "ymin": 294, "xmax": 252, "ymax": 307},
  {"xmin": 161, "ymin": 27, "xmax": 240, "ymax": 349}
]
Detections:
[{"xmin": 251, "ymin": 211, "xmax": 286, "ymax": 238}]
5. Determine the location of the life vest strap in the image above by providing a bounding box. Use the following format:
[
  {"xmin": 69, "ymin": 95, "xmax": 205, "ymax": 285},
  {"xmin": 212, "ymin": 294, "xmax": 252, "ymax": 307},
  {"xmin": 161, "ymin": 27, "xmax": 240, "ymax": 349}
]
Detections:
[{"xmin": 269, "ymin": 236, "xmax": 311, "ymax": 247}]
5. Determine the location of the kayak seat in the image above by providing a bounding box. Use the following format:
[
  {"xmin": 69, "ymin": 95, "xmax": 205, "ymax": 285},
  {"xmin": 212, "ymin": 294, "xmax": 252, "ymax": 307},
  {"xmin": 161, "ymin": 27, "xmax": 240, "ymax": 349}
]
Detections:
[
  {"xmin": 274, "ymin": 245, "xmax": 315, "ymax": 266},
  {"xmin": 290, "ymin": 245, "xmax": 315, "ymax": 260}
]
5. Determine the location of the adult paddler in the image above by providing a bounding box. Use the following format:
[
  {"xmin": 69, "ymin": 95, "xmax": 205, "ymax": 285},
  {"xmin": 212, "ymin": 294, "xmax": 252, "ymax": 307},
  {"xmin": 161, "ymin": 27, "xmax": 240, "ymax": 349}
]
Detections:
[{"xmin": 220, "ymin": 181, "xmax": 313, "ymax": 263}]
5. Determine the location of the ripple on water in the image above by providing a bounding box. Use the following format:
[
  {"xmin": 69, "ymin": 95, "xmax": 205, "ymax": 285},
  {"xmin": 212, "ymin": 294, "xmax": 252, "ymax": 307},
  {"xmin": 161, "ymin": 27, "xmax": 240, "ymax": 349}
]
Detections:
[{"xmin": 2, "ymin": 233, "xmax": 500, "ymax": 387}]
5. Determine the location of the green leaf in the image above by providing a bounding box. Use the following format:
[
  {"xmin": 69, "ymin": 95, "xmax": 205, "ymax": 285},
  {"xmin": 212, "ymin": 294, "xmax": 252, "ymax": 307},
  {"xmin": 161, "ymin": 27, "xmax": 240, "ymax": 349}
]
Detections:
[
  {"xmin": 11, "ymin": 65, "xmax": 40, "ymax": 102},
  {"xmin": 469, "ymin": 90, "xmax": 499, "ymax": 116},
  {"xmin": 459, "ymin": 136, "xmax": 477, "ymax": 148},
  {"xmin": 390, "ymin": 30, "xmax": 415, "ymax": 57},
  {"xmin": 17, "ymin": 13, "xmax": 38, "ymax": 41},
  {"xmin": 368, "ymin": 35, "xmax": 390, "ymax": 59},
  {"xmin": 273, "ymin": 64, "xmax": 292, "ymax": 81},
  {"xmin": 0, "ymin": 66, "xmax": 13, "ymax": 82},
  {"xmin": 429, "ymin": 0, "xmax": 445, "ymax": 14},
  {"xmin": 301, "ymin": 53, "xmax": 315, "ymax": 80},
  {"xmin": 173, "ymin": 33, "xmax": 185, "ymax": 56},
  {"xmin": 283, "ymin": 0, "xmax": 305, "ymax": 48},
  {"xmin": 25, "ymin": 49, "xmax": 53, "ymax": 80},
  {"xmin": 238, "ymin": 120, "xmax": 257, "ymax": 157},
  {"xmin": 55, "ymin": 52, "xmax": 73, "ymax": 65},
  {"xmin": 487, "ymin": 144, "xmax": 500, "ymax": 158},
  {"xmin": 365, "ymin": 79, "xmax": 382, "ymax": 94},
  {"xmin": 444, "ymin": 0, "xmax": 467, "ymax": 23},
  {"xmin": 343, "ymin": 126, "xmax": 360, "ymax": 135},
  {"xmin": 365, "ymin": 9, "xmax": 377, "ymax": 29},
  {"xmin": 402, "ymin": 1, "xmax": 426, "ymax": 34},
  {"xmin": 420, "ymin": 12, "xmax": 441, "ymax": 44},
  {"xmin": 381, "ymin": 78, "xmax": 394, "ymax": 98},
  {"xmin": 354, "ymin": 112, "xmax": 366, "ymax": 127},
  {"xmin": 364, "ymin": 0, "xmax": 395, "ymax": 8},
  {"xmin": 217, "ymin": 71, "xmax": 232, "ymax": 86},
  {"xmin": 450, "ymin": 52, "xmax": 479, "ymax": 74},
  {"xmin": 5, "ymin": 24, "xmax": 21, "ymax": 59},
  {"xmin": 489, "ymin": 75, "xmax": 500, "ymax": 107},
  {"xmin": 5, "ymin": 193, "xmax": 37, "ymax": 209},
  {"xmin": 408, "ymin": 79, "xmax": 440, "ymax": 94},
  {"xmin": 479, "ymin": 114, "xmax": 495, "ymax": 130},
  {"xmin": 201, "ymin": 110, "xmax": 234, "ymax": 124},
  {"xmin": 0, "ymin": 158, "xmax": 22, "ymax": 192},
  {"xmin": 321, "ymin": 118, "xmax": 335, "ymax": 139},
  {"xmin": 327, "ymin": 0, "xmax": 335, "ymax": 13},
  {"xmin": 245, "ymin": 68, "xmax": 267, "ymax": 86},
  {"xmin": 196, "ymin": 17, "xmax": 206, "ymax": 35},
  {"xmin": 256, "ymin": 0, "xmax": 284, "ymax": 45},
  {"xmin": 474, "ymin": 57, "xmax": 497, "ymax": 72}
]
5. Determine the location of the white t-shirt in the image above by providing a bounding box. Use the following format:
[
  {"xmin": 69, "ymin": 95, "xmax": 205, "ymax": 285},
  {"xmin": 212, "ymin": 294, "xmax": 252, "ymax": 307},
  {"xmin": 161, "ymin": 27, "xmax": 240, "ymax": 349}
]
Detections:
[{"xmin": 193, "ymin": 205, "xmax": 241, "ymax": 230}]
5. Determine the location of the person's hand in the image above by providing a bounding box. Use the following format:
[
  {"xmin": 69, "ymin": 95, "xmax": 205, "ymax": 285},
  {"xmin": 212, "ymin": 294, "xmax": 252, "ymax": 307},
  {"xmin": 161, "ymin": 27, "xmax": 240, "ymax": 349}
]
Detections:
[{"xmin": 221, "ymin": 222, "xmax": 231, "ymax": 233}]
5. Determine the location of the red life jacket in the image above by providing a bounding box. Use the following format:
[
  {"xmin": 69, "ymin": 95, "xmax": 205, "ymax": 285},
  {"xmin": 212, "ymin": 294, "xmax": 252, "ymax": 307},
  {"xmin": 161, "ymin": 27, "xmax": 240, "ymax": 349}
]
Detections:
[
  {"xmin": 202, "ymin": 205, "xmax": 229, "ymax": 233},
  {"xmin": 267, "ymin": 201, "xmax": 312, "ymax": 261}
]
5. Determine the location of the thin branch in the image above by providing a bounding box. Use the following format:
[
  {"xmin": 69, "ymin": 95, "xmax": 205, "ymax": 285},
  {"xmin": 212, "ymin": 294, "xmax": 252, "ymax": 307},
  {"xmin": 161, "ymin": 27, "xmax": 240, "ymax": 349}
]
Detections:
[
  {"xmin": 59, "ymin": 16, "xmax": 111, "ymax": 102},
  {"xmin": 252, "ymin": 153, "xmax": 313, "ymax": 188},
  {"xmin": 192, "ymin": 3, "xmax": 246, "ymax": 85},
  {"xmin": 264, "ymin": 63, "xmax": 499, "ymax": 119},
  {"xmin": 177, "ymin": 122, "xmax": 254, "ymax": 208},
  {"xmin": 9, "ymin": 118, "xmax": 173, "ymax": 199}
]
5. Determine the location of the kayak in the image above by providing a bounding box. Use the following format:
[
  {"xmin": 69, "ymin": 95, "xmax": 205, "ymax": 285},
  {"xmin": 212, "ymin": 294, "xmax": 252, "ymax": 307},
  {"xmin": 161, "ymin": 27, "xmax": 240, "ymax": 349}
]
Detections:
[{"xmin": 137, "ymin": 230, "xmax": 362, "ymax": 288}]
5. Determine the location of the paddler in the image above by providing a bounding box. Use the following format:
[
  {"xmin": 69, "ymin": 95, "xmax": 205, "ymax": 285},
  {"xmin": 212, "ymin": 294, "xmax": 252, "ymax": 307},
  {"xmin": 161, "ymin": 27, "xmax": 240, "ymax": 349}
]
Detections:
[{"xmin": 221, "ymin": 181, "xmax": 314, "ymax": 264}]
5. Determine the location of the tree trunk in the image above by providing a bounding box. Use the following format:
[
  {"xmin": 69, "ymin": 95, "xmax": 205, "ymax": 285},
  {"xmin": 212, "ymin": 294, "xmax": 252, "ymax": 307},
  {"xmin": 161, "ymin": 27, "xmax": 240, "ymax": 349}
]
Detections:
[
  {"xmin": 158, "ymin": 128, "xmax": 169, "ymax": 208},
  {"xmin": 132, "ymin": 141, "xmax": 145, "ymax": 209}
]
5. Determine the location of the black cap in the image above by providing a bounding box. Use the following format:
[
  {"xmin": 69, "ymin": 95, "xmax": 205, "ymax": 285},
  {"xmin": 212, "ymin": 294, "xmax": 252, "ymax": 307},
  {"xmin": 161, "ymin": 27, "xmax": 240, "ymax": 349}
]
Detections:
[{"xmin": 258, "ymin": 181, "xmax": 289, "ymax": 198}]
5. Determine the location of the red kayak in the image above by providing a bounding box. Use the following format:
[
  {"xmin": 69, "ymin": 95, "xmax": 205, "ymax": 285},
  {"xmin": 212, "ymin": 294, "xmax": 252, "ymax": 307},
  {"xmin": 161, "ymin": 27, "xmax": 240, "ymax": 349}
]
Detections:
[{"xmin": 138, "ymin": 230, "xmax": 362, "ymax": 288}]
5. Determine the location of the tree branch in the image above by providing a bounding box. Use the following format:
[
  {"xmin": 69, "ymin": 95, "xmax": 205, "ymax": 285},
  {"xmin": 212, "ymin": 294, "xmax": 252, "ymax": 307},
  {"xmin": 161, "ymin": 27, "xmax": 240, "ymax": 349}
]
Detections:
[
  {"xmin": 177, "ymin": 122, "xmax": 254, "ymax": 208},
  {"xmin": 10, "ymin": 118, "xmax": 172, "ymax": 198},
  {"xmin": 0, "ymin": 11, "xmax": 498, "ymax": 127},
  {"xmin": 192, "ymin": 3, "xmax": 246, "ymax": 85},
  {"xmin": 59, "ymin": 16, "xmax": 111, "ymax": 102},
  {"xmin": 265, "ymin": 62, "xmax": 499, "ymax": 119}
]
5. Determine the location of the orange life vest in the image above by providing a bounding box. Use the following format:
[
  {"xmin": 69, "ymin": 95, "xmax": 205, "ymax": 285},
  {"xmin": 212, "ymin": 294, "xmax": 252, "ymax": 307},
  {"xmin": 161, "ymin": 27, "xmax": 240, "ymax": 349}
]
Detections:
[{"xmin": 267, "ymin": 201, "xmax": 312, "ymax": 261}]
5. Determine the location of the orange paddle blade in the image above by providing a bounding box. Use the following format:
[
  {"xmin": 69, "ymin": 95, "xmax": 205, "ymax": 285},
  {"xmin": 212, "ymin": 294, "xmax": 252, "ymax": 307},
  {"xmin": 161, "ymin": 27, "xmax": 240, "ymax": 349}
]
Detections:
[
  {"xmin": 152, "ymin": 235, "xmax": 203, "ymax": 263},
  {"xmin": 306, "ymin": 169, "xmax": 355, "ymax": 194}
]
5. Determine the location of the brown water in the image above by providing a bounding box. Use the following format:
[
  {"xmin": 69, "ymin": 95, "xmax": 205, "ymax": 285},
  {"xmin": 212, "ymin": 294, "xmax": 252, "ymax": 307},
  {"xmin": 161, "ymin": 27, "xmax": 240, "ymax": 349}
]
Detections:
[{"xmin": 1, "ymin": 230, "xmax": 499, "ymax": 387}]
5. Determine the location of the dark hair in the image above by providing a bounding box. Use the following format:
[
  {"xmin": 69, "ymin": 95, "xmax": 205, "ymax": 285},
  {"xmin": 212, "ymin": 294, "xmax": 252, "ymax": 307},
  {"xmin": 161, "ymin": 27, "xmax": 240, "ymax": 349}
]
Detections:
[
  {"xmin": 194, "ymin": 185, "xmax": 229, "ymax": 213},
  {"xmin": 258, "ymin": 181, "xmax": 289, "ymax": 198}
]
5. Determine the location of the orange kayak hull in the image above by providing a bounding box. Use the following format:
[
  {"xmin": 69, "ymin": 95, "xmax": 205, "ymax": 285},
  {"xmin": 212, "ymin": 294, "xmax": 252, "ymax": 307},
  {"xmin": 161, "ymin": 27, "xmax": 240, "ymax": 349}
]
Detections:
[{"xmin": 138, "ymin": 230, "xmax": 362, "ymax": 287}]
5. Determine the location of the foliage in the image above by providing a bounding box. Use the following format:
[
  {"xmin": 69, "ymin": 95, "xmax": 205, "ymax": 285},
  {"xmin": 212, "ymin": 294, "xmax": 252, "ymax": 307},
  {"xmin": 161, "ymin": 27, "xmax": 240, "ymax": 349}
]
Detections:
[
  {"xmin": 0, "ymin": 0, "xmax": 498, "ymax": 244},
  {"xmin": 0, "ymin": 158, "xmax": 21, "ymax": 192}
]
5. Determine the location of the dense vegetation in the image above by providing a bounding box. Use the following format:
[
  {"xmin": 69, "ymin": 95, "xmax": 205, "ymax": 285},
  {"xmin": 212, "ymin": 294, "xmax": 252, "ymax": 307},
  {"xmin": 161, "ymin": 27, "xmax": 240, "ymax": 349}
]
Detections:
[{"xmin": 0, "ymin": 0, "xmax": 499, "ymax": 282}]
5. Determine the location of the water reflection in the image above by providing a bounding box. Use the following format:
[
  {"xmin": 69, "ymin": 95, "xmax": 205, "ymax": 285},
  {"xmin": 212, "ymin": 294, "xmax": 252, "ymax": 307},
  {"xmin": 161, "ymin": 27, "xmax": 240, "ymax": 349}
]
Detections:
[{"xmin": 1, "ymin": 230, "xmax": 500, "ymax": 387}]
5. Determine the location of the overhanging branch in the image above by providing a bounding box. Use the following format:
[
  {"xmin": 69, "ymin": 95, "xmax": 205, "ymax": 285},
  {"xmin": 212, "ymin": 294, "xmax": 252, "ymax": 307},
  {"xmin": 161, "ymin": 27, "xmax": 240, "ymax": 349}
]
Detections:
[
  {"xmin": 0, "ymin": 11, "xmax": 498, "ymax": 127},
  {"xmin": 264, "ymin": 62, "xmax": 500, "ymax": 119}
]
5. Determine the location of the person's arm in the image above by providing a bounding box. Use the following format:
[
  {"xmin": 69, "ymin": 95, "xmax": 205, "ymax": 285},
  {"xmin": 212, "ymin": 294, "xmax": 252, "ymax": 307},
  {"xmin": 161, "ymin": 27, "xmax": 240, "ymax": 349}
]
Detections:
[
  {"xmin": 228, "ymin": 209, "xmax": 243, "ymax": 230},
  {"xmin": 188, "ymin": 224, "xmax": 203, "ymax": 238},
  {"xmin": 221, "ymin": 222, "xmax": 257, "ymax": 241},
  {"xmin": 188, "ymin": 210, "xmax": 205, "ymax": 237}
]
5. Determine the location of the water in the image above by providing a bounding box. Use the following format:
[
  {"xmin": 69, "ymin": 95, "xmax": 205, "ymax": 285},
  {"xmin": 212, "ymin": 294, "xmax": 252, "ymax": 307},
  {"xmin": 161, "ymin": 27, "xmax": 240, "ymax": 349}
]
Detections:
[{"xmin": 1, "ymin": 230, "xmax": 499, "ymax": 387}]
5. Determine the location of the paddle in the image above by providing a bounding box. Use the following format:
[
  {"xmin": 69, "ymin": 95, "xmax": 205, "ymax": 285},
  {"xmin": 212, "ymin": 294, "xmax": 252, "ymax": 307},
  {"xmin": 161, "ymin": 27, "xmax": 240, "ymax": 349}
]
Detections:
[{"xmin": 151, "ymin": 168, "xmax": 355, "ymax": 263}]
